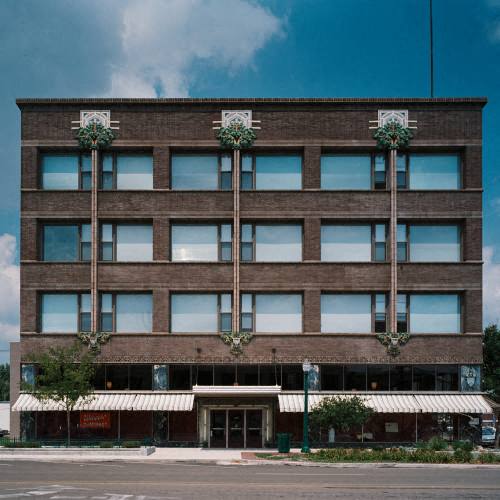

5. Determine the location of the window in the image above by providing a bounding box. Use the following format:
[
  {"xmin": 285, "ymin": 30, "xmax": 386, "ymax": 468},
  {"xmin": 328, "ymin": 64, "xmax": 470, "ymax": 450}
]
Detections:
[
  {"xmin": 100, "ymin": 223, "xmax": 153, "ymax": 261},
  {"xmin": 320, "ymin": 365, "xmax": 343, "ymax": 390},
  {"xmin": 413, "ymin": 365, "xmax": 436, "ymax": 390},
  {"xmin": 344, "ymin": 365, "xmax": 367, "ymax": 390},
  {"xmin": 281, "ymin": 365, "xmax": 303, "ymax": 390},
  {"xmin": 321, "ymin": 294, "xmax": 372, "ymax": 333},
  {"xmin": 100, "ymin": 293, "xmax": 152, "ymax": 333},
  {"xmin": 41, "ymin": 293, "xmax": 90, "ymax": 333},
  {"xmin": 406, "ymin": 154, "xmax": 461, "ymax": 190},
  {"xmin": 241, "ymin": 155, "xmax": 302, "ymax": 190},
  {"xmin": 321, "ymin": 224, "xmax": 387, "ymax": 262},
  {"xmin": 409, "ymin": 294, "xmax": 461, "ymax": 333},
  {"xmin": 390, "ymin": 365, "xmax": 412, "ymax": 391},
  {"xmin": 241, "ymin": 224, "xmax": 302, "ymax": 262},
  {"xmin": 374, "ymin": 294, "xmax": 387, "ymax": 332},
  {"xmin": 397, "ymin": 294, "xmax": 408, "ymax": 332},
  {"xmin": 171, "ymin": 224, "xmax": 232, "ymax": 262},
  {"xmin": 407, "ymin": 225, "xmax": 461, "ymax": 262},
  {"xmin": 396, "ymin": 154, "xmax": 408, "ymax": 188},
  {"xmin": 42, "ymin": 224, "xmax": 91, "ymax": 262},
  {"xmin": 321, "ymin": 154, "xmax": 386, "ymax": 190},
  {"xmin": 41, "ymin": 154, "xmax": 91, "ymax": 190},
  {"xmin": 367, "ymin": 365, "xmax": 389, "ymax": 391},
  {"xmin": 101, "ymin": 154, "xmax": 153, "ymax": 190},
  {"xmin": 241, "ymin": 293, "xmax": 302, "ymax": 333},
  {"xmin": 436, "ymin": 365, "xmax": 459, "ymax": 391},
  {"xmin": 171, "ymin": 154, "xmax": 232, "ymax": 190},
  {"xmin": 170, "ymin": 293, "xmax": 232, "ymax": 333},
  {"xmin": 397, "ymin": 224, "xmax": 407, "ymax": 262}
]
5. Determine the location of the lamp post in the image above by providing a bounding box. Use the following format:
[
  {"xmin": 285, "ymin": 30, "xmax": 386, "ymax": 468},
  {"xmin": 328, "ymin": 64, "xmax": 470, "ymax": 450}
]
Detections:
[{"xmin": 301, "ymin": 360, "xmax": 311, "ymax": 453}]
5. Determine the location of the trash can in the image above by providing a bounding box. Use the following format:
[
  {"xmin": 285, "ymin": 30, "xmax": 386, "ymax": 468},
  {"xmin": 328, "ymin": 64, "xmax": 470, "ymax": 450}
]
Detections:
[{"xmin": 277, "ymin": 433, "xmax": 291, "ymax": 453}]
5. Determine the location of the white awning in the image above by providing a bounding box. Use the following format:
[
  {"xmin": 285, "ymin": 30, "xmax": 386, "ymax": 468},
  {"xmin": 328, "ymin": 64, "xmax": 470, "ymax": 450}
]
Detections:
[
  {"xmin": 414, "ymin": 394, "xmax": 493, "ymax": 414},
  {"xmin": 278, "ymin": 393, "xmax": 493, "ymax": 414},
  {"xmin": 12, "ymin": 392, "xmax": 194, "ymax": 412},
  {"xmin": 278, "ymin": 393, "xmax": 419, "ymax": 413},
  {"xmin": 193, "ymin": 385, "xmax": 281, "ymax": 395}
]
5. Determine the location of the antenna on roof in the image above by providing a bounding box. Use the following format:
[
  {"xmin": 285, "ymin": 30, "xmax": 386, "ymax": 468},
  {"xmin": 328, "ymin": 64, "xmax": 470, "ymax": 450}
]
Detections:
[{"xmin": 429, "ymin": 0, "xmax": 434, "ymax": 97}]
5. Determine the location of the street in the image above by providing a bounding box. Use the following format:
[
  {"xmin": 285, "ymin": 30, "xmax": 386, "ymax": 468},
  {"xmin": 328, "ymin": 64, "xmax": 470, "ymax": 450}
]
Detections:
[{"xmin": 0, "ymin": 460, "xmax": 499, "ymax": 499}]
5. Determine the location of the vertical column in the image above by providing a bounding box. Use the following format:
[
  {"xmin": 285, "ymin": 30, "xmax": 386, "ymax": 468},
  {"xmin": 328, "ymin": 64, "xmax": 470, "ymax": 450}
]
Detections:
[
  {"xmin": 390, "ymin": 149, "xmax": 398, "ymax": 333},
  {"xmin": 91, "ymin": 149, "xmax": 99, "ymax": 333},
  {"xmin": 233, "ymin": 149, "xmax": 241, "ymax": 332}
]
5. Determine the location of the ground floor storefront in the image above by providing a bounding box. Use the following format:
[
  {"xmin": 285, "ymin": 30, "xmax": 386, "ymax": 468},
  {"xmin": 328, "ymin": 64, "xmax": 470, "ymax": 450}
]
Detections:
[{"xmin": 12, "ymin": 390, "xmax": 494, "ymax": 447}]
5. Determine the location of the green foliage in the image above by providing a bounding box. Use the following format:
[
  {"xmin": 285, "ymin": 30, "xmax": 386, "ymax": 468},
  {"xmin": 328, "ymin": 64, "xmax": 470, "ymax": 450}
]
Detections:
[
  {"xmin": 217, "ymin": 122, "xmax": 256, "ymax": 150},
  {"xmin": 99, "ymin": 441, "xmax": 114, "ymax": 448},
  {"xmin": 483, "ymin": 324, "xmax": 500, "ymax": 402},
  {"xmin": 453, "ymin": 448, "xmax": 472, "ymax": 463},
  {"xmin": 3, "ymin": 440, "xmax": 41, "ymax": 448},
  {"xmin": 77, "ymin": 123, "xmax": 115, "ymax": 150},
  {"xmin": 373, "ymin": 120, "xmax": 413, "ymax": 150},
  {"xmin": 122, "ymin": 440, "xmax": 142, "ymax": 448},
  {"xmin": 376, "ymin": 332, "xmax": 410, "ymax": 356},
  {"xmin": 23, "ymin": 343, "xmax": 95, "ymax": 446},
  {"xmin": 310, "ymin": 396, "xmax": 374, "ymax": 433},
  {"xmin": 452, "ymin": 440, "xmax": 473, "ymax": 452},
  {"xmin": 426, "ymin": 436, "xmax": 448, "ymax": 451},
  {"xmin": 0, "ymin": 363, "xmax": 9, "ymax": 401}
]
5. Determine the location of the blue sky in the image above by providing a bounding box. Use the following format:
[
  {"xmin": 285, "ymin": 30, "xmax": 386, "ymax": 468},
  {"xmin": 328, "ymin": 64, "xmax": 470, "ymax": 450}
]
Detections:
[{"xmin": 0, "ymin": 0, "xmax": 499, "ymax": 363}]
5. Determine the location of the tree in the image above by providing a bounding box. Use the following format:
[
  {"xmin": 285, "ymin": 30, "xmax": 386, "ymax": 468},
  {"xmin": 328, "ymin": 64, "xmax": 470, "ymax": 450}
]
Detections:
[
  {"xmin": 0, "ymin": 364, "xmax": 9, "ymax": 401},
  {"xmin": 23, "ymin": 343, "xmax": 95, "ymax": 446},
  {"xmin": 483, "ymin": 324, "xmax": 500, "ymax": 447},
  {"xmin": 310, "ymin": 396, "xmax": 375, "ymax": 439}
]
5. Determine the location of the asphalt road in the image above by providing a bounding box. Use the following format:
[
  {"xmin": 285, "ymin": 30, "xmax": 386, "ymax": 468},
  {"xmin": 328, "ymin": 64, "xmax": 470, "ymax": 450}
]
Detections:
[{"xmin": 0, "ymin": 460, "xmax": 500, "ymax": 499}]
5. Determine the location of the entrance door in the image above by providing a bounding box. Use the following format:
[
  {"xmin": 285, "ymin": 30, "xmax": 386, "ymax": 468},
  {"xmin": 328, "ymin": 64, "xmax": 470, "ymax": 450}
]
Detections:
[
  {"xmin": 210, "ymin": 410, "xmax": 226, "ymax": 448},
  {"xmin": 246, "ymin": 410, "xmax": 263, "ymax": 448},
  {"xmin": 228, "ymin": 410, "xmax": 245, "ymax": 448}
]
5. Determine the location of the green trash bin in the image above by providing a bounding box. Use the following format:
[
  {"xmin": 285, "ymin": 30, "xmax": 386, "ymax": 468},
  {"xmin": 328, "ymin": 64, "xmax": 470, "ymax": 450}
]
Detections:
[{"xmin": 277, "ymin": 433, "xmax": 291, "ymax": 453}]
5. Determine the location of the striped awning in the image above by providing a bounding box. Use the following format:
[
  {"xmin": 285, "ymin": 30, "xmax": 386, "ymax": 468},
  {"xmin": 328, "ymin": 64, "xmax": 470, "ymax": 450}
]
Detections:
[
  {"xmin": 414, "ymin": 394, "xmax": 493, "ymax": 414},
  {"xmin": 193, "ymin": 385, "xmax": 281, "ymax": 395},
  {"xmin": 12, "ymin": 392, "xmax": 194, "ymax": 412},
  {"xmin": 278, "ymin": 393, "xmax": 493, "ymax": 414}
]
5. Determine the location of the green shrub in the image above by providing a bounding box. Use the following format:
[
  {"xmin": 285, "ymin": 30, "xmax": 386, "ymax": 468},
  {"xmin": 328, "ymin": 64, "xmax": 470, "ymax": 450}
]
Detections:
[
  {"xmin": 477, "ymin": 452, "xmax": 500, "ymax": 464},
  {"xmin": 99, "ymin": 441, "xmax": 114, "ymax": 448},
  {"xmin": 426, "ymin": 436, "xmax": 448, "ymax": 451},
  {"xmin": 3, "ymin": 441, "xmax": 41, "ymax": 448},
  {"xmin": 452, "ymin": 448, "xmax": 472, "ymax": 463},
  {"xmin": 452, "ymin": 440, "xmax": 473, "ymax": 452},
  {"xmin": 122, "ymin": 440, "xmax": 141, "ymax": 448}
]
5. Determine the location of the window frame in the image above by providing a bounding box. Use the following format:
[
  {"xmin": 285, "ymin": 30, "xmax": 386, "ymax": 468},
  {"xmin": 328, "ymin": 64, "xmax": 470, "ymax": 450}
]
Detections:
[
  {"xmin": 240, "ymin": 221, "xmax": 304, "ymax": 262},
  {"xmin": 99, "ymin": 221, "xmax": 153, "ymax": 262},
  {"xmin": 100, "ymin": 151, "xmax": 153, "ymax": 190},
  {"xmin": 169, "ymin": 221, "xmax": 233, "ymax": 262},
  {"xmin": 169, "ymin": 292, "xmax": 233, "ymax": 334},
  {"xmin": 240, "ymin": 292, "xmax": 304, "ymax": 334},
  {"xmin": 39, "ymin": 292, "xmax": 90, "ymax": 333},
  {"xmin": 41, "ymin": 222, "xmax": 91, "ymax": 262},
  {"xmin": 39, "ymin": 152, "xmax": 91, "ymax": 191},
  {"xmin": 170, "ymin": 152, "xmax": 233, "ymax": 191},
  {"xmin": 320, "ymin": 152, "xmax": 388, "ymax": 191},
  {"xmin": 320, "ymin": 292, "xmax": 388, "ymax": 334},
  {"xmin": 240, "ymin": 152, "xmax": 304, "ymax": 191},
  {"xmin": 99, "ymin": 292, "xmax": 153, "ymax": 333}
]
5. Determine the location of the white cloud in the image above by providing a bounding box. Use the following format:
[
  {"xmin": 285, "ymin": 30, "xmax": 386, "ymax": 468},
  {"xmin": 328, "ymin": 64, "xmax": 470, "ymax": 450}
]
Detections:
[
  {"xmin": 109, "ymin": 0, "xmax": 283, "ymax": 97},
  {"xmin": 484, "ymin": 246, "xmax": 500, "ymax": 326},
  {"xmin": 0, "ymin": 234, "xmax": 19, "ymax": 362}
]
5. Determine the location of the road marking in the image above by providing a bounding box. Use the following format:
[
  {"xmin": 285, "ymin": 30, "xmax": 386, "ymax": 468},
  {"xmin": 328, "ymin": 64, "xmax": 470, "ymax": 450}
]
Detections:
[{"xmin": 0, "ymin": 464, "xmax": 13, "ymax": 466}]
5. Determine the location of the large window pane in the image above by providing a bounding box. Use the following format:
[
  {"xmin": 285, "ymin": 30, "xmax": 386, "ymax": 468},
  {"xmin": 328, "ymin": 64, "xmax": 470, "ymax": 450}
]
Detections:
[
  {"xmin": 115, "ymin": 294, "xmax": 152, "ymax": 333},
  {"xmin": 255, "ymin": 294, "xmax": 302, "ymax": 333},
  {"xmin": 321, "ymin": 294, "xmax": 371, "ymax": 333},
  {"xmin": 116, "ymin": 225, "xmax": 153, "ymax": 261},
  {"xmin": 41, "ymin": 155, "xmax": 79, "ymax": 190},
  {"xmin": 171, "ymin": 294, "xmax": 218, "ymax": 333},
  {"xmin": 321, "ymin": 155, "xmax": 371, "ymax": 190},
  {"xmin": 410, "ymin": 225, "xmax": 460, "ymax": 262},
  {"xmin": 41, "ymin": 294, "xmax": 78, "ymax": 333},
  {"xmin": 409, "ymin": 155, "xmax": 460, "ymax": 189},
  {"xmin": 409, "ymin": 294, "xmax": 460, "ymax": 333},
  {"xmin": 255, "ymin": 225, "xmax": 302, "ymax": 262},
  {"xmin": 116, "ymin": 156, "xmax": 153, "ymax": 190},
  {"xmin": 255, "ymin": 156, "xmax": 302, "ymax": 190},
  {"xmin": 171, "ymin": 155, "xmax": 218, "ymax": 190},
  {"xmin": 171, "ymin": 225, "xmax": 218, "ymax": 261},
  {"xmin": 43, "ymin": 226, "xmax": 79, "ymax": 261},
  {"xmin": 321, "ymin": 225, "xmax": 371, "ymax": 261}
]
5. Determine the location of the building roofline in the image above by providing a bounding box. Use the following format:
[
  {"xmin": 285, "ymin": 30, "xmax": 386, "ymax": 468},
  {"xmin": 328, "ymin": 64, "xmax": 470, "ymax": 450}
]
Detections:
[{"xmin": 16, "ymin": 96, "xmax": 488, "ymax": 107}]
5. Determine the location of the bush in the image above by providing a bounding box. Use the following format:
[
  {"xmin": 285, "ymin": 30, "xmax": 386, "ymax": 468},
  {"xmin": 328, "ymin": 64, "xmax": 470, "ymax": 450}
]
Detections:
[
  {"xmin": 121, "ymin": 440, "xmax": 141, "ymax": 448},
  {"xmin": 3, "ymin": 441, "xmax": 41, "ymax": 448},
  {"xmin": 477, "ymin": 452, "xmax": 500, "ymax": 464},
  {"xmin": 452, "ymin": 440, "xmax": 473, "ymax": 452},
  {"xmin": 426, "ymin": 436, "xmax": 448, "ymax": 451},
  {"xmin": 99, "ymin": 441, "xmax": 114, "ymax": 448},
  {"xmin": 452, "ymin": 448, "xmax": 472, "ymax": 463}
]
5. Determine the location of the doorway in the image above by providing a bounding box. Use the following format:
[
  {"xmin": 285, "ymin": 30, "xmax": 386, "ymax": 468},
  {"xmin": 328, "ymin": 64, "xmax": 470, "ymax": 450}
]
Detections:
[{"xmin": 209, "ymin": 409, "xmax": 263, "ymax": 448}]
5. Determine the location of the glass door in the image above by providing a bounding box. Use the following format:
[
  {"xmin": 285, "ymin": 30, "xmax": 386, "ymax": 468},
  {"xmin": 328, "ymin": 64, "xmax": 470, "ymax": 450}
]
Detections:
[
  {"xmin": 210, "ymin": 410, "xmax": 226, "ymax": 448},
  {"xmin": 227, "ymin": 410, "xmax": 245, "ymax": 448},
  {"xmin": 246, "ymin": 410, "xmax": 263, "ymax": 448}
]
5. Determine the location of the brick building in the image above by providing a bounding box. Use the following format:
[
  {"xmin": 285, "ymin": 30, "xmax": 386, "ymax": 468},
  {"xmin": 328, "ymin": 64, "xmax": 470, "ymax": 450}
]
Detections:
[{"xmin": 10, "ymin": 97, "xmax": 492, "ymax": 447}]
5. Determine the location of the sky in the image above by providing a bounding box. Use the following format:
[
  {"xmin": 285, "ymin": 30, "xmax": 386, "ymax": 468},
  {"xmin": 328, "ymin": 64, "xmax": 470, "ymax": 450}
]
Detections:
[{"xmin": 0, "ymin": 0, "xmax": 500, "ymax": 363}]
